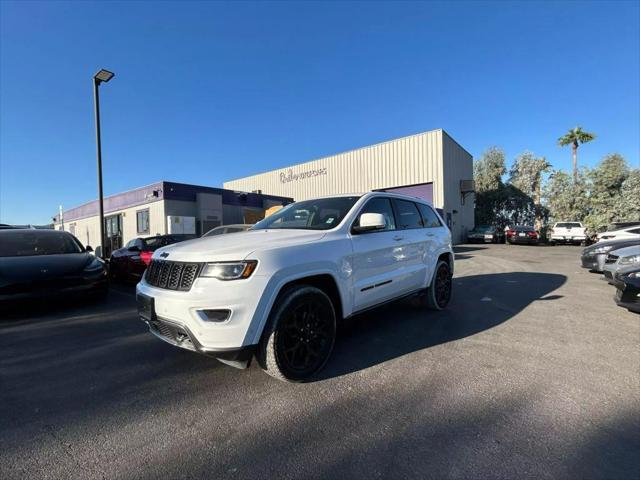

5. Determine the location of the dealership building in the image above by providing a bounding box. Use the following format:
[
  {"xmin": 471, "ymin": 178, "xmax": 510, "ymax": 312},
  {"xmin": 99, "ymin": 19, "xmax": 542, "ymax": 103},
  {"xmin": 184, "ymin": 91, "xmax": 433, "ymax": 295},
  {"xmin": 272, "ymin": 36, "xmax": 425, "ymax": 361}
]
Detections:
[
  {"xmin": 224, "ymin": 129, "xmax": 474, "ymax": 243},
  {"xmin": 54, "ymin": 181, "xmax": 291, "ymax": 255}
]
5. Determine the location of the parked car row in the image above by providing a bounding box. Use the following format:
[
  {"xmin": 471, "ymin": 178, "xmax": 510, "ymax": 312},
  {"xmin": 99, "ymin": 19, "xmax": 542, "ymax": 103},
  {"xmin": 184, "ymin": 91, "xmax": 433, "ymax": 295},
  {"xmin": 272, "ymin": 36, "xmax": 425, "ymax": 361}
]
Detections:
[
  {"xmin": 581, "ymin": 236, "xmax": 640, "ymax": 314},
  {"xmin": 0, "ymin": 224, "xmax": 256, "ymax": 309}
]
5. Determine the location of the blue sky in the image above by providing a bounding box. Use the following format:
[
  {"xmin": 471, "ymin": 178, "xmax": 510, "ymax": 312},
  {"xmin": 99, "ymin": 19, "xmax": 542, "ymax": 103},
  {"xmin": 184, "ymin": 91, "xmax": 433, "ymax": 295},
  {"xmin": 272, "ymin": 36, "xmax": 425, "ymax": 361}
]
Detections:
[{"xmin": 1, "ymin": 0, "xmax": 638, "ymax": 225}]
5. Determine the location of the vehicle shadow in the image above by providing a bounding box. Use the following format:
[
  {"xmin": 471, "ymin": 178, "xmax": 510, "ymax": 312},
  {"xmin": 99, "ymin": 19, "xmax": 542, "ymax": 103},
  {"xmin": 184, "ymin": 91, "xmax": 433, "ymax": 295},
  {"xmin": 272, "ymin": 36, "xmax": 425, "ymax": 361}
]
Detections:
[
  {"xmin": 316, "ymin": 271, "xmax": 566, "ymax": 381},
  {"xmin": 453, "ymin": 245, "xmax": 489, "ymax": 253}
]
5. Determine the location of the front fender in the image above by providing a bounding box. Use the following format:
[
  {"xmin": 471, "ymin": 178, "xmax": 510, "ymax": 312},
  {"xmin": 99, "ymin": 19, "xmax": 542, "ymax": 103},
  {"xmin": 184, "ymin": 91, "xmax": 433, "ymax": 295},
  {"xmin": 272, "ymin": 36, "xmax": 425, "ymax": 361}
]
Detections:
[{"xmin": 243, "ymin": 264, "xmax": 349, "ymax": 346}]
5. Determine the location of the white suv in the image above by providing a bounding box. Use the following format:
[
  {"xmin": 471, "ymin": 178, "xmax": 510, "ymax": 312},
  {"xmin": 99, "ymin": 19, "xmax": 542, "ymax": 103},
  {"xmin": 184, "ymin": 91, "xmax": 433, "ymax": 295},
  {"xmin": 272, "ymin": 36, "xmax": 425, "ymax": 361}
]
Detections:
[{"xmin": 136, "ymin": 192, "xmax": 454, "ymax": 381}]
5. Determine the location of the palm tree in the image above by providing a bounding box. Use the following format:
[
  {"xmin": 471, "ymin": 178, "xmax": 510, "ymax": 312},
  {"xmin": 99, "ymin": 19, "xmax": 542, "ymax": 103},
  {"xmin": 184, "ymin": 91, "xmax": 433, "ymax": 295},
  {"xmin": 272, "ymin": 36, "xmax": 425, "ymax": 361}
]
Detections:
[{"xmin": 558, "ymin": 126, "xmax": 596, "ymax": 183}]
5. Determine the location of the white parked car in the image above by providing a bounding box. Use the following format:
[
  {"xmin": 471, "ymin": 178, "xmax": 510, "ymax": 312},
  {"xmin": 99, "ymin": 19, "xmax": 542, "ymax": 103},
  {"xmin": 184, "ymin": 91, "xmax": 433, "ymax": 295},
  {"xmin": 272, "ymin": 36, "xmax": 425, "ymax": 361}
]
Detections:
[
  {"xmin": 202, "ymin": 224, "xmax": 253, "ymax": 237},
  {"xmin": 549, "ymin": 222, "xmax": 587, "ymax": 245},
  {"xmin": 136, "ymin": 192, "xmax": 454, "ymax": 381},
  {"xmin": 597, "ymin": 225, "xmax": 640, "ymax": 242}
]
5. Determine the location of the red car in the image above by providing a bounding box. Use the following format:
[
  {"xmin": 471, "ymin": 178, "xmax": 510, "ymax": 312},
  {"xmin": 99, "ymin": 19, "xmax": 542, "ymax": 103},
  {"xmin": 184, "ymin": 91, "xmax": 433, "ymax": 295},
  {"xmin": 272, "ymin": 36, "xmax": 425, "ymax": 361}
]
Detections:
[
  {"xmin": 109, "ymin": 234, "xmax": 194, "ymax": 282},
  {"xmin": 506, "ymin": 226, "xmax": 539, "ymax": 245}
]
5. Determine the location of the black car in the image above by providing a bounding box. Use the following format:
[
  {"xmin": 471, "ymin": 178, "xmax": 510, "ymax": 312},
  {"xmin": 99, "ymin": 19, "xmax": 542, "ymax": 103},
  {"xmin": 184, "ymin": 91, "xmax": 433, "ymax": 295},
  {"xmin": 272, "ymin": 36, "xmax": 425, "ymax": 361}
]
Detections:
[
  {"xmin": 467, "ymin": 225, "xmax": 505, "ymax": 244},
  {"xmin": 0, "ymin": 229, "xmax": 108, "ymax": 305},
  {"xmin": 506, "ymin": 226, "xmax": 539, "ymax": 245},
  {"xmin": 109, "ymin": 234, "xmax": 195, "ymax": 282},
  {"xmin": 614, "ymin": 268, "xmax": 640, "ymax": 314}
]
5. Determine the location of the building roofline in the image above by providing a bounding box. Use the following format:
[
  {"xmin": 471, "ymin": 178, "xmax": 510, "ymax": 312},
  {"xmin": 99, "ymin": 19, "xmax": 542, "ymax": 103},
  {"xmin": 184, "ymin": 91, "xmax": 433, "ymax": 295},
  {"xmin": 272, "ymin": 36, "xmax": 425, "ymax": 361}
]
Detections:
[
  {"xmin": 441, "ymin": 129, "xmax": 473, "ymax": 158},
  {"xmin": 225, "ymin": 128, "xmax": 448, "ymax": 183}
]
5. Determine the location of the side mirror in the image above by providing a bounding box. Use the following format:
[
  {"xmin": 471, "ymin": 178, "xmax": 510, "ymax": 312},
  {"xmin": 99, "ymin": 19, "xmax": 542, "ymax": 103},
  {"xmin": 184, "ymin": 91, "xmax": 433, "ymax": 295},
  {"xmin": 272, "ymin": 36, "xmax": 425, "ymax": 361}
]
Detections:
[
  {"xmin": 353, "ymin": 212, "xmax": 386, "ymax": 233},
  {"xmin": 86, "ymin": 245, "xmax": 94, "ymax": 252},
  {"xmin": 128, "ymin": 246, "xmax": 141, "ymax": 252}
]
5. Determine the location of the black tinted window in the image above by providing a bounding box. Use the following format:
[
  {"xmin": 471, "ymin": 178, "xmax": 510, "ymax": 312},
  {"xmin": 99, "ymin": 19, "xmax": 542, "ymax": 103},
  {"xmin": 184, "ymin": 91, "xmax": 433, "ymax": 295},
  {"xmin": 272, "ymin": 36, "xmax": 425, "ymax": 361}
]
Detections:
[
  {"xmin": 353, "ymin": 198, "xmax": 396, "ymax": 231},
  {"xmin": 0, "ymin": 231, "xmax": 83, "ymax": 257},
  {"xmin": 417, "ymin": 203, "xmax": 442, "ymax": 228},
  {"xmin": 392, "ymin": 200, "xmax": 422, "ymax": 230}
]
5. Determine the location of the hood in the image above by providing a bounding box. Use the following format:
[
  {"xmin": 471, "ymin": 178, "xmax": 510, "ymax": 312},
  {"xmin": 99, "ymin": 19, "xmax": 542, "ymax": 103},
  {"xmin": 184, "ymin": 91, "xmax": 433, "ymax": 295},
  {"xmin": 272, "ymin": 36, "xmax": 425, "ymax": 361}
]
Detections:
[
  {"xmin": 0, "ymin": 253, "xmax": 96, "ymax": 283},
  {"xmin": 584, "ymin": 238, "xmax": 640, "ymax": 254},
  {"xmin": 611, "ymin": 245, "xmax": 640, "ymax": 259},
  {"xmin": 153, "ymin": 229, "xmax": 327, "ymax": 262}
]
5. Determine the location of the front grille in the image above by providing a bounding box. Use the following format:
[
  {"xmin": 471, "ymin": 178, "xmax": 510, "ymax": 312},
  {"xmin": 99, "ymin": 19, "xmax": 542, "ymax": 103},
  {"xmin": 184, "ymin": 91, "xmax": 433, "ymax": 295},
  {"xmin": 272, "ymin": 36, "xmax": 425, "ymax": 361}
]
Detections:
[
  {"xmin": 145, "ymin": 260, "xmax": 202, "ymax": 291},
  {"xmin": 149, "ymin": 318, "xmax": 196, "ymax": 351},
  {"xmin": 605, "ymin": 254, "xmax": 619, "ymax": 264}
]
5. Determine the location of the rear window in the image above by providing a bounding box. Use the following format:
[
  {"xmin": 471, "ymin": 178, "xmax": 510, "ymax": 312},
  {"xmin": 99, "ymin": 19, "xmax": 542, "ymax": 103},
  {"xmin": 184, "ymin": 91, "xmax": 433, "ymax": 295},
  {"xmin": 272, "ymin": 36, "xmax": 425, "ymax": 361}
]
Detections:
[
  {"xmin": 417, "ymin": 203, "xmax": 442, "ymax": 228},
  {"xmin": 556, "ymin": 223, "xmax": 582, "ymax": 228},
  {"xmin": 0, "ymin": 231, "xmax": 83, "ymax": 257},
  {"xmin": 514, "ymin": 226, "xmax": 535, "ymax": 232},
  {"xmin": 143, "ymin": 236, "xmax": 186, "ymax": 251}
]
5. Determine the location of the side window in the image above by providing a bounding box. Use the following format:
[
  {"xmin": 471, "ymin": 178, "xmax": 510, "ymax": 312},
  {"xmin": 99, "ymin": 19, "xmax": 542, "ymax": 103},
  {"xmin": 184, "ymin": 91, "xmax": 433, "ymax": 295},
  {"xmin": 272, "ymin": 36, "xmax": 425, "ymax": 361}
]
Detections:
[
  {"xmin": 392, "ymin": 199, "xmax": 422, "ymax": 230},
  {"xmin": 629, "ymin": 228, "xmax": 640, "ymax": 234},
  {"xmin": 125, "ymin": 239, "xmax": 136, "ymax": 248},
  {"xmin": 352, "ymin": 198, "xmax": 396, "ymax": 231},
  {"xmin": 417, "ymin": 203, "xmax": 442, "ymax": 228},
  {"xmin": 137, "ymin": 209, "xmax": 150, "ymax": 234},
  {"xmin": 134, "ymin": 239, "xmax": 145, "ymax": 249}
]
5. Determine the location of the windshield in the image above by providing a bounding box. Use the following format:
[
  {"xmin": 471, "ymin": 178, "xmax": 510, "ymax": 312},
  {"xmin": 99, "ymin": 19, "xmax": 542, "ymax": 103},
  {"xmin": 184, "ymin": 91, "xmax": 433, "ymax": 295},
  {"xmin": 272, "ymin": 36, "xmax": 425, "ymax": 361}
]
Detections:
[
  {"xmin": 0, "ymin": 230, "xmax": 84, "ymax": 257},
  {"xmin": 473, "ymin": 225, "xmax": 492, "ymax": 231},
  {"xmin": 556, "ymin": 223, "xmax": 581, "ymax": 228},
  {"xmin": 514, "ymin": 226, "xmax": 535, "ymax": 232},
  {"xmin": 144, "ymin": 236, "xmax": 191, "ymax": 250},
  {"xmin": 252, "ymin": 196, "xmax": 360, "ymax": 231}
]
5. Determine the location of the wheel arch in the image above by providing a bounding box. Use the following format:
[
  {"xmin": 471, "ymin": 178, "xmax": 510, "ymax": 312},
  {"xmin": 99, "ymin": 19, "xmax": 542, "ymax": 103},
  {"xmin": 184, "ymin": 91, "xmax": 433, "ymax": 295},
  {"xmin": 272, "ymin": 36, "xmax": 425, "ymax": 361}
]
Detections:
[{"xmin": 246, "ymin": 270, "xmax": 347, "ymax": 345}]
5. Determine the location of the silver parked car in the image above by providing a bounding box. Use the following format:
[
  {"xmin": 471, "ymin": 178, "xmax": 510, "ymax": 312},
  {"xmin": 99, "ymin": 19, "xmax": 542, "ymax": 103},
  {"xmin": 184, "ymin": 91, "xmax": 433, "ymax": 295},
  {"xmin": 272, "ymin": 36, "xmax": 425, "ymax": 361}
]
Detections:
[
  {"xmin": 581, "ymin": 238, "xmax": 640, "ymax": 272},
  {"xmin": 603, "ymin": 245, "xmax": 640, "ymax": 285}
]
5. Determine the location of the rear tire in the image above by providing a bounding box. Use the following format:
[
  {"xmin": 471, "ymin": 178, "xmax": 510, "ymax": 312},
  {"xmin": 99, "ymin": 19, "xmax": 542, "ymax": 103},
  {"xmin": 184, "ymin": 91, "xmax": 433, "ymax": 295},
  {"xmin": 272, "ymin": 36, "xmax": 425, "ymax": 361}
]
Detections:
[{"xmin": 257, "ymin": 285, "xmax": 336, "ymax": 382}]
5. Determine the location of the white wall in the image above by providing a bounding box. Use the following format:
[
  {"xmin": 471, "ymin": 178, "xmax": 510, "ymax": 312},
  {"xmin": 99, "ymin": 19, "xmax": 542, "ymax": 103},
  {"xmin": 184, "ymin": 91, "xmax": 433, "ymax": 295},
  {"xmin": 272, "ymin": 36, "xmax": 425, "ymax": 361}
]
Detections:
[{"xmin": 57, "ymin": 200, "xmax": 166, "ymax": 248}]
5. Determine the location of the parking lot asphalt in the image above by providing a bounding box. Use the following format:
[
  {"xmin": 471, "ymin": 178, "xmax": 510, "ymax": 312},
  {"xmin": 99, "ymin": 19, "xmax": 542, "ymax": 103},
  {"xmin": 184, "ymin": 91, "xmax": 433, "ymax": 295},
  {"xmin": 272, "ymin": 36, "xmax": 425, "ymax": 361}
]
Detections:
[{"xmin": 1, "ymin": 244, "xmax": 638, "ymax": 480}]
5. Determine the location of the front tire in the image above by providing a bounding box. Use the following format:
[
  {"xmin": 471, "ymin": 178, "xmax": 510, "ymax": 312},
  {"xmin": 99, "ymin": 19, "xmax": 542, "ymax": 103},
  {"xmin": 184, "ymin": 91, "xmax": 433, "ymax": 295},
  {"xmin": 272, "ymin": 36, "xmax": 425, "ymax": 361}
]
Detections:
[{"xmin": 258, "ymin": 285, "xmax": 336, "ymax": 382}]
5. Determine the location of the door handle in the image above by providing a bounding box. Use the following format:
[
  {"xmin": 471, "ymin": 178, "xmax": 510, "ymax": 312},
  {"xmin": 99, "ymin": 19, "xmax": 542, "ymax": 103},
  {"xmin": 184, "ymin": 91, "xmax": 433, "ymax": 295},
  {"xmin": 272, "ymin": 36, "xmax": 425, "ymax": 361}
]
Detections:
[{"xmin": 393, "ymin": 235, "xmax": 404, "ymax": 241}]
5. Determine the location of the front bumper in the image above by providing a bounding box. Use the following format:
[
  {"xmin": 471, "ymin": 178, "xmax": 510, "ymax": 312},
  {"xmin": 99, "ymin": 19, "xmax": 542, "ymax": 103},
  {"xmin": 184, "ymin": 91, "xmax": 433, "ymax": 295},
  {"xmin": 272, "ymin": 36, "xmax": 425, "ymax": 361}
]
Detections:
[
  {"xmin": 0, "ymin": 274, "xmax": 108, "ymax": 303},
  {"xmin": 581, "ymin": 253, "xmax": 606, "ymax": 272},
  {"xmin": 614, "ymin": 281, "xmax": 640, "ymax": 313},
  {"xmin": 140, "ymin": 309, "xmax": 255, "ymax": 362},
  {"xmin": 136, "ymin": 271, "xmax": 273, "ymax": 353}
]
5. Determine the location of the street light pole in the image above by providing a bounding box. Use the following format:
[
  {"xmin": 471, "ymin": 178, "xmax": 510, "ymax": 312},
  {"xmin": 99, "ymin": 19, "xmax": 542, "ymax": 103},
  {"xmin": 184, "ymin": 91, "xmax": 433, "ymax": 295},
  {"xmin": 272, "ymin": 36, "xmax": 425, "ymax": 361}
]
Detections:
[{"xmin": 92, "ymin": 69, "xmax": 114, "ymax": 258}]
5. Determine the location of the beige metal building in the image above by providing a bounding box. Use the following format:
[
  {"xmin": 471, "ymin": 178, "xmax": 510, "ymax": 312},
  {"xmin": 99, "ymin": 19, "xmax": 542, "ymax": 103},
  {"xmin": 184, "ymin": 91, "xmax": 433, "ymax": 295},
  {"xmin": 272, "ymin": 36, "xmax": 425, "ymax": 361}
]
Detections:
[{"xmin": 224, "ymin": 129, "xmax": 474, "ymax": 243}]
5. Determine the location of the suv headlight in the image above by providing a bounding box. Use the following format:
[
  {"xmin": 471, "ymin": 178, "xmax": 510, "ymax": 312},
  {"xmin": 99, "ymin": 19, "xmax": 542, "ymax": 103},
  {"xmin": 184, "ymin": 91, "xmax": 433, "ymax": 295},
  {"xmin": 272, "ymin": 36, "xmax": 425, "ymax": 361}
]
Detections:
[
  {"xmin": 619, "ymin": 254, "xmax": 640, "ymax": 266},
  {"xmin": 200, "ymin": 260, "xmax": 257, "ymax": 280}
]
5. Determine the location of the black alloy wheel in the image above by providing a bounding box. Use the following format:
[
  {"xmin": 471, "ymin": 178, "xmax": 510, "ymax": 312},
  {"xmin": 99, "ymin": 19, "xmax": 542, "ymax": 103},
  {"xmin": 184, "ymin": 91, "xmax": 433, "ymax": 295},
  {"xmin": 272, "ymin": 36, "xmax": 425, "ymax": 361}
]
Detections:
[
  {"xmin": 433, "ymin": 261, "xmax": 452, "ymax": 308},
  {"xmin": 259, "ymin": 285, "xmax": 336, "ymax": 382}
]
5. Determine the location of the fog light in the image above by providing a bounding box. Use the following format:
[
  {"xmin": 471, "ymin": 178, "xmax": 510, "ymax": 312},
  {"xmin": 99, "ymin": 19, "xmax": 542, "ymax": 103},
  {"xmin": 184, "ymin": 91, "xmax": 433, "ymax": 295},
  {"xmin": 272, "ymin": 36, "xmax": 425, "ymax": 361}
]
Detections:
[{"xmin": 199, "ymin": 309, "xmax": 231, "ymax": 322}]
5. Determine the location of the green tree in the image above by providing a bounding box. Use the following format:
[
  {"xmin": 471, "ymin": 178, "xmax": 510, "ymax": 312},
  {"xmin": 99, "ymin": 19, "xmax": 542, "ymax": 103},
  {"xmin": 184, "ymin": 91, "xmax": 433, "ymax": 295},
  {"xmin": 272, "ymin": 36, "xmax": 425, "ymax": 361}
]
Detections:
[
  {"xmin": 558, "ymin": 126, "xmax": 596, "ymax": 182},
  {"xmin": 584, "ymin": 153, "xmax": 629, "ymax": 232},
  {"xmin": 617, "ymin": 169, "xmax": 640, "ymax": 221},
  {"xmin": 509, "ymin": 152, "xmax": 551, "ymax": 229},
  {"xmin": 474, "ymin": 146, "xmax": 506, "ymax": 193},
  {"xmin": 544, "ymin": 169, "xmax": 589, "ymax": 224},
  {"xmin": 473, "ymin": 147, "xmax": 507, "ymax": 227}
]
